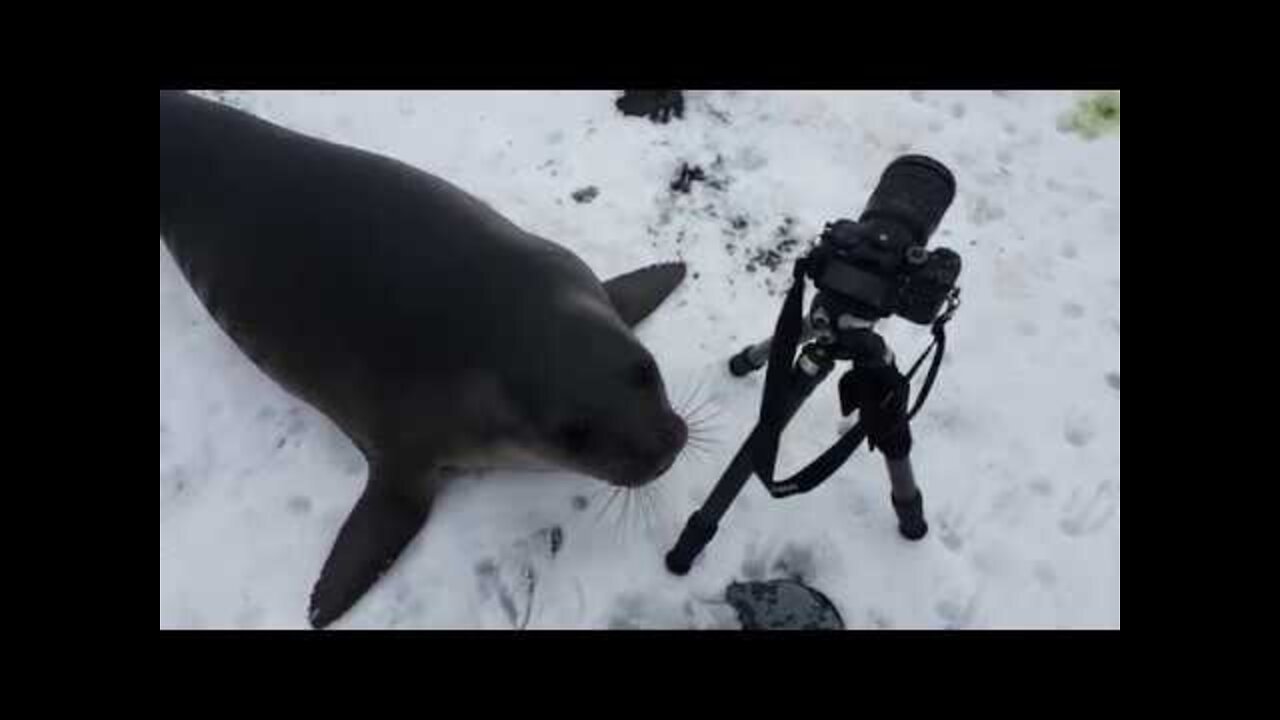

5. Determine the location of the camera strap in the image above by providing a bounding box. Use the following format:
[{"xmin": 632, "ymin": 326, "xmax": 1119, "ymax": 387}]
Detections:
[
  {"xmin": 749, "ymin": 260, "xmax": 812, "ymax": 484},
  {"xmin": 904, "ymin": 288, "xmax": 959, "ymax": 421},
  {"xmin": 749, "ymin": 272, "xmax": 959, "ymax": 497}
]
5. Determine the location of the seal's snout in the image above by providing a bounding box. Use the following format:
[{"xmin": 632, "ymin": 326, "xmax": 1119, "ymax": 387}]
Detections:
[
  {"xmin": 659, "ymin": 412, "xmax": 688, "ymax": 456},
  {"xmin": 651, "ymin": 412, "xmax": 688, "ymax": 478},
  {"xmin": 613, "ymin": 413, "xmax": 687, "ymax": 487}
]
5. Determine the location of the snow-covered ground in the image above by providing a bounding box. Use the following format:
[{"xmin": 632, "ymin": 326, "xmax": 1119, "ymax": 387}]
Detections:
[{"xmin": 159, "ymin": 90, "xmax": 1120, "ymax": 629}]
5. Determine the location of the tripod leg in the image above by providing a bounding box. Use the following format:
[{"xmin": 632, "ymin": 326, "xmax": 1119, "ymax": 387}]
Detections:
[
  {"xmin": 844, "ymin": 353, "xmax": 928, "ymax": 542},
  {"xmin": 665, "ymin": 434, "xmax": 756, "ymax": 575},
  {"xmin": 885, "ymin": 456, "xmax": 919, "ymax": 501},
  {"xmin": 885, "ymin": 457, "xmax": 928, "ymax": 541},
  {"xmin": 728, "ymin": 321, "xmax": 815, "ymax": 377},
  {"xmin": 667, "ymin": 349, "xmax": 833, "ymax": 575}
]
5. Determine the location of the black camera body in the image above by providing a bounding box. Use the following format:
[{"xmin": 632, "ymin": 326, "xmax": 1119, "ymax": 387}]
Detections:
[
  {"xmin": 810, "ymin": 219, "xmax": 961, "ymax": 325},
  {"xmin": 807, "ymin": 155, "xmax": 962, "ymax": 326}
]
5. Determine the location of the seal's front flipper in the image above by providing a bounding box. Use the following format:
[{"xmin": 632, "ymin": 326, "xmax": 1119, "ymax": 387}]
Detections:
[
  {"xmin": 603, "ymin": 262, "xmax": 688, "ymax": 328},
  {"xmin": 309, "ymin": 461, "xmax": 437, "ymax": 629}
]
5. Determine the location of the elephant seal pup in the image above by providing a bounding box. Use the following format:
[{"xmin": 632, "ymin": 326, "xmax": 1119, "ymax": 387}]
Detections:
[{"xmin": 160, "ymin": 91, "xmax": 689, "ymax": 627}]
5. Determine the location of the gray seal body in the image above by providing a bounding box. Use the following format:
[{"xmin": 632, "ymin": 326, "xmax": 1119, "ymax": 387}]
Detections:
[{"xmin": 160, "ymin": 91, "xmax": 688, "ymax": 628}]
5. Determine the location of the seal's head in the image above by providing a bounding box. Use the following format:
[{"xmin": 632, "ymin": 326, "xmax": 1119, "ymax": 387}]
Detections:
[{"xmin": 508, "ymin": 292, "xmax": 688, "ymax": 488}]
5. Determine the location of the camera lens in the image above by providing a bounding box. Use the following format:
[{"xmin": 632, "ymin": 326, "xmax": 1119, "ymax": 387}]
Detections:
[{"xmin": 860, "ymin": 155, "xmax": 956, "ymax": 246}]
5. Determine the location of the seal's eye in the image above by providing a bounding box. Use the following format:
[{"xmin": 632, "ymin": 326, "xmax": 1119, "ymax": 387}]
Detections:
[
  {"xmin": 560, "ymin": 420, "xmax": 593, "ymax": 454},
  {"xmin": 631, "ymin": 360, "xmax": 659, "ymax": 389}
]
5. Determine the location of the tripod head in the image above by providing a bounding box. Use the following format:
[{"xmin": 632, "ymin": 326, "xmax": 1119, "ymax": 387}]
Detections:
[{"xmin": 806, "ymin": 294, "xmax": 891, "ymax": 365}]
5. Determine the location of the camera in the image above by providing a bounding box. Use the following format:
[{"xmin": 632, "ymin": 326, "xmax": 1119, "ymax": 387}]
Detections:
[{"xmin": 807, "ymin": 155, "xmax": 962, "ymax": 326}]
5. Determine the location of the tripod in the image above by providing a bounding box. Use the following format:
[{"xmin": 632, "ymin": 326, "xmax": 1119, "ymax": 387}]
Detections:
[{"xmin": 664, "ymin": 294, "xmax": 952, "ymax": 576}]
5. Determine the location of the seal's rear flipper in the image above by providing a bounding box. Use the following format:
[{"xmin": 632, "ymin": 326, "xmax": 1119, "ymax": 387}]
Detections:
[
  {"xmin": 308, "ymin": 463, "xmax": 437, "ymax": 629},
  {"xmin": 604, "ymin": 262, "xmax": 687, "ymax": 328}
]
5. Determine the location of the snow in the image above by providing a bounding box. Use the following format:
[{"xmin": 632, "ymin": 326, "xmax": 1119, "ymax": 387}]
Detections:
[{"xmin": 160, "ymin": 90, "xmax": 1120, "ymax": 629}]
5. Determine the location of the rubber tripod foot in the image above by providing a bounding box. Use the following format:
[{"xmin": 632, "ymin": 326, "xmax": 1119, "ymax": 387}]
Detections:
[
  {"xmin": 665, "ymin": 510, "xmax": 718, "ymax": 575},
  {"xmin": 892, "ymin": 490, "xmax": 929, "ymax": 541},
  {"xmin": 665, "ymin": 549, "xmax": 694, "ymax": 576},
  {"xmin": 729, "ymin": 346, "xmax": 759, "ymax": 377}
]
